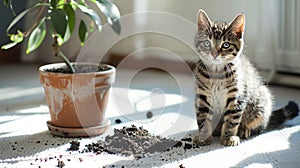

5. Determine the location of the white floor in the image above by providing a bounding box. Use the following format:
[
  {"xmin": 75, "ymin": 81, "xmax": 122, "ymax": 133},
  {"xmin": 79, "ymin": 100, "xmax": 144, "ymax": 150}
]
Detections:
[{"xmin": 1, "ymin": 64, "xmax": 300, "ymax": 167}]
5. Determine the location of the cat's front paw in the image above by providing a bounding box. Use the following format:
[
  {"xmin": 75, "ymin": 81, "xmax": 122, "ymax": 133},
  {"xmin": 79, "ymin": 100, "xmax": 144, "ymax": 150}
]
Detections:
[
  {"xmin": 238, "ymin": 127, "xmax": 251, "ymax": 139},
  {"xmin": 222, "ymin": 136, "xmax": 240, "ymax": 146},
  {"xmin": 193, "ymin": 135, "xmax": 212, "ymax": 146}
]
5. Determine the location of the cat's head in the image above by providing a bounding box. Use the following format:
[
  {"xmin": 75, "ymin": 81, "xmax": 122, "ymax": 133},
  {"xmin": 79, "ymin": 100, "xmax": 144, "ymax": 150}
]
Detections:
[{"xmin": 194, "ymin": 9, "xmax": 245, "ymax": 65}]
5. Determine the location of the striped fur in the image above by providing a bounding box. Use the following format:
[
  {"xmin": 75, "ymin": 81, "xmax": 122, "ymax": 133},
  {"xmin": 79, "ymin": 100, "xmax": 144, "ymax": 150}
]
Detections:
[{"xmin": 193, "ymin": 10, "xmax": 274, "ymax": 146}]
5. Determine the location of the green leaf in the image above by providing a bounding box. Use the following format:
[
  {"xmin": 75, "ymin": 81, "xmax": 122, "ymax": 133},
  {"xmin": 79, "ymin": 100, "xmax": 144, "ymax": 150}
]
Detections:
[
  {"xmin": 48, "ymin": 23, "xmax": 63, "ymax": 47},
  {"xmin": 1, "ymin": 42, "xmax": 18, "ymax": 50},
  {"xmin": 2, "ymin": 30, "xmax": 23, "ymax": 50},
  {"xmin": 56, "ymin": 34, "xmax": 64, "ymax": 46},
  {"xmin": 10, "ymin": 30, "xmax": 24, "ymax": 43},
  {"xmin": 50, "ymin": 0, "xmax": 65, "ymax": 9},
  {"xmin": 69, "ymin": 1, "xmax": 79, "ymax": 10},
  {"xmin": 78, "ymin": 20, "xmax": 88, "ymax": 46},
  {"xmin": 3, "ymin": 0, "xmax": 9, "ymax": 6},
  {"xmin": 50, "ymin": 0, "xmax": 57, "ymax": 8},
  {"xmin": 50, "ymin": 8, "xmax": 67, "ymax": 39},
  {"xmin": 26, "ymin": 18, "xmax": 47, "ymax": 54},
  {"xmin": 95, "ymin": 0, "xmax": 121, "ymax": 34},
  {"xmin": 63, "ymin": 4, "xmax": 75, "ymax": 42},
  {"xmin": 6, "ymin": 3, "xmax": 50, "ymax": 35},
  {"xmin": 57, "ymin": 0, "xmax": 66, "ymax": 9},
  {"xmin": 77, "ymin": 4, "xmax": 102, "ymax": 32}
]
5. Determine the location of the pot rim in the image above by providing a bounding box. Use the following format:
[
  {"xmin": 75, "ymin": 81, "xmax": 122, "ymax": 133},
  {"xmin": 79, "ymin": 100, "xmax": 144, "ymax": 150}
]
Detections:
[{"xmin": 39, "ymin": 62, "xmax": 115, "ymax": 76}]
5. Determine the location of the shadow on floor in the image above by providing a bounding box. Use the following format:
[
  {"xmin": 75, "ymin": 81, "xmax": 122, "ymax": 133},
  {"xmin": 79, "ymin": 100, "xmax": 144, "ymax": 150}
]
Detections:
[
  {"xmin": 0, "ymin": 131, "xmax": 77, "ymax": 161},
  {"xmin": 235, "ymin": 129, "xmax": 300, "ymax": 167}
]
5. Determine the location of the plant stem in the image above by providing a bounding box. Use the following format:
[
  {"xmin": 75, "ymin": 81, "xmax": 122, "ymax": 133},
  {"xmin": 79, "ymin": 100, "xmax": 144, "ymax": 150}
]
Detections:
[
  {"xmin": 57, "ymin": 50, "xmax": 76, "ymax": 73},
  {"xmin": 52, "ymin": 35, "xmax": 75, "ymax": 73}
]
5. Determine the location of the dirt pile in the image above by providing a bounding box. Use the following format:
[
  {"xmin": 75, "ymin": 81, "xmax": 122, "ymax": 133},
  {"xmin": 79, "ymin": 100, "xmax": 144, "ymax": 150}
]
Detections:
[{"xmin": 70, "ymin": 125, "xmax": 194, "ymax": 158}]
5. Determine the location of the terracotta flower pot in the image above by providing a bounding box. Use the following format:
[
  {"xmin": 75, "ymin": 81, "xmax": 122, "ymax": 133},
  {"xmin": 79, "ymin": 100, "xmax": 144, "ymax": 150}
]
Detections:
[{"xmin": 39, "ymin": 62, "xmax": 115, "ymax": 137}]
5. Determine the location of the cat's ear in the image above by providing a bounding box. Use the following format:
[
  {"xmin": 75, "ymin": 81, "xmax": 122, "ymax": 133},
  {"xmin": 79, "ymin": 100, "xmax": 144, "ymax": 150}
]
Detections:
[
  {"xmin": 197, "ymin": 9, "xmax": 212, "ymax": 30},
  {"xmin": 228, "ymin": 13, "xmax": 245, "ymax": 38}
]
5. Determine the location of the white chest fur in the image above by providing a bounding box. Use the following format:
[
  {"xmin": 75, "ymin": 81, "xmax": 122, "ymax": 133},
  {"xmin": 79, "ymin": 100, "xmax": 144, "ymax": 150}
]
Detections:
[{"xmin": 210, "ymin": 81, "xmax": 227, "ymax": 114}]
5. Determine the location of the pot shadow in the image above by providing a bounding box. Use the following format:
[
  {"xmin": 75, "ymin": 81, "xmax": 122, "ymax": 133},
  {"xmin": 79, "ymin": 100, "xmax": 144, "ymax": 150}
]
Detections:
[
  {"xmin": 0, "ymin": 104, "xmax": 73, "ymax": 162},
  {"xmin": 0, "ymin": 131, "xmax": 77, "ymax": 162},
  {"xmin": 235, "ymin": 128, "xmax": 300, "ymax": 167}
]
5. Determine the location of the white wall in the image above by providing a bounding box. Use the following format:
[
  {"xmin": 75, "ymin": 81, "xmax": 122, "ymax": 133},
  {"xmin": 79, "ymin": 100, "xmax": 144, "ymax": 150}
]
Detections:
[
  {"xmin": 108, "ymin": 0, "xmax": 282, "ymax": 65},
  {"xmin": 23, "ymin": 0, "xmax": 300, "ymax": 76}
]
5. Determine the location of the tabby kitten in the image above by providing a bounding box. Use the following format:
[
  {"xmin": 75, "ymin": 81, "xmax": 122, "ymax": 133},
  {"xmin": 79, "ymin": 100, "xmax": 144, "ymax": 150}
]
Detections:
[{"xmin": 193, "ymin": 9, "xmax": 299, "ymax": 146}]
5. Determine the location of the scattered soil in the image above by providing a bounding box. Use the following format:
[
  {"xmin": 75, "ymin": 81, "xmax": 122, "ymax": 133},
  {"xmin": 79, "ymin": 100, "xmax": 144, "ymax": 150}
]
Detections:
[
  {"xmin": 68, "ymin": 141, "xmax": 80, "ymax": 151},
  {"xmin": 179, "ymin": 164, "xmax": 186, "ymax": 168},
  {"xmin": 115, "ymin": 119, "xmax": 122, "ymax": 124},
  {"xmin": 115, "ymin": 111, "xmax": 153, "ymax": 124},
  {"xmin": 72, "ymin": 125, "xmax": 194, "ymax": 159},
  {"xmin": 146, "ymin": 111, "xmax": 153, "ymax": 119},
  {"xmin": 57, "ymin": 160, "xmax": 65, "ymax": 168},
  {"xmin": 45, "ymin": 64, "xmax": 111, "ymax": 74},
  {"xmin": 5, "ymin": 125, "xmax": 194, "ymax": 167}
]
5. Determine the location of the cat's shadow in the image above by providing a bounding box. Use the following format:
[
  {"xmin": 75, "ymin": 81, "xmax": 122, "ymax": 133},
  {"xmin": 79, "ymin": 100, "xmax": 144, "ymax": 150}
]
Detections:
[{"xmin": 235, "ymin": 127, "xmax": 300, "ymax": 167}]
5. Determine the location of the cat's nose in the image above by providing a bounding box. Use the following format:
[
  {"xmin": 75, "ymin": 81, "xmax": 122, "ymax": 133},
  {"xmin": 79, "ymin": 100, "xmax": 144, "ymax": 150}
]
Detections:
[{"xmin": 211, "ymin": 49, "xmax": 219, "ymax": 58}]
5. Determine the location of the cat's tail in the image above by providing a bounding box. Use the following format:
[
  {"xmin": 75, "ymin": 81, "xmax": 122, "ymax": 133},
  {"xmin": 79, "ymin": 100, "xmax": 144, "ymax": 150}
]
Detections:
[{"xmin": 267, "ymin": 101, "xmax": 299, "ymax": 129}]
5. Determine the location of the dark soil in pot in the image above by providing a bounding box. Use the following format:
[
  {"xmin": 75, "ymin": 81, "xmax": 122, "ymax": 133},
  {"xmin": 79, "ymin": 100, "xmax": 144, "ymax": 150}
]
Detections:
[{"xmin": 45, "ymin": 64, "xmax": 111, "ymax": 74}]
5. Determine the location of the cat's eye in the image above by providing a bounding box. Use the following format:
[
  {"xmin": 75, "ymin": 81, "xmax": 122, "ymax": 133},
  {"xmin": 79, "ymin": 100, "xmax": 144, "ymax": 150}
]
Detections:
[
  {"xmin": 203, "ymin": 40, "xmax": 211, "ymax": 48},
  {"xmin": 222, "ymin": 42, "xmax": 231, "ymax": 49}
]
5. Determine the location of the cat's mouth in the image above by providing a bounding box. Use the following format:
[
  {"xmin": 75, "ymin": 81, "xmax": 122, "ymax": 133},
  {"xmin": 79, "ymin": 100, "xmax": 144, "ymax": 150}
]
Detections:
[{"xmin": 208, "ymin": 55, "xmax": 223, "ymax": 65}]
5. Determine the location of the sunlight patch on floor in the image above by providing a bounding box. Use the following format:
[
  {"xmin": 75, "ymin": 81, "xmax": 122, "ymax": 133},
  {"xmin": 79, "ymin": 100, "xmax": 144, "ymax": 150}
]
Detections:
[
  {"xmin": 16, "ymin": 105, "xmax": 49, "ymax": 114},
  {"xmin": 0, "ymin": 87, "xmax": 44, "ymax": 101},
  {"xmin": 135, "ymin": 93, "xmax": 185, "ymax": 112}
]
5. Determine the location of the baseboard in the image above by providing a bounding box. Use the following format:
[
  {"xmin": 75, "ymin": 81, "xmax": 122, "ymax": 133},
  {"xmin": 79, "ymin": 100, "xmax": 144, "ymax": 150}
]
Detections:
[
  {"xmin": 269, "ymin": 72, "xmax": 300, "ymax": 89},
  {"xmin": 108, "ymin": 53, "xmax": 300, "ymax": 88}
]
